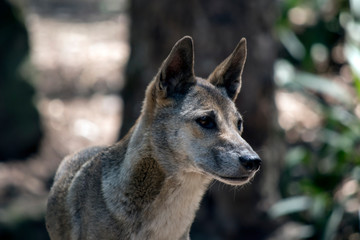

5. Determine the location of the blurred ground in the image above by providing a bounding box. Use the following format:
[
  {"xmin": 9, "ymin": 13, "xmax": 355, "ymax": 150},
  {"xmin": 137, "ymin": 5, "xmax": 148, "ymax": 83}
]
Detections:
[{"xmin": 0, "ymin": 1, "xmax": 128, "ymax": 238}]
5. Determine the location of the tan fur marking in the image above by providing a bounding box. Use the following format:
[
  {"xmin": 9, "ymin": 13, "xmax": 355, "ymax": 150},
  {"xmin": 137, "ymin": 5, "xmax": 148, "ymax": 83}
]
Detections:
[{"xmin": 126, "ymin": 157, "xmax": 165, "ymax": 210}]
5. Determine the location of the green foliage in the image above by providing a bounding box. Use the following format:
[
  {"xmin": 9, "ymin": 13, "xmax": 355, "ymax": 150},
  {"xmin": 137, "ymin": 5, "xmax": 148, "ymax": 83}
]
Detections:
[{"xmin": 271, "ymin": 0, "xmax": 360, "ymax": 239}]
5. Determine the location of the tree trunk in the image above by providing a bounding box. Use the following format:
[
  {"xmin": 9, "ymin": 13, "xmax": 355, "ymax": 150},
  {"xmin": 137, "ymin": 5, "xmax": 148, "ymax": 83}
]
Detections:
[
  {"xmin": 0, "ymin": 0, "xmax": 42, "ymax": 161},
  {"xmin": 121, "ymin": 0, "xmax": 279, "ymax": 239}
]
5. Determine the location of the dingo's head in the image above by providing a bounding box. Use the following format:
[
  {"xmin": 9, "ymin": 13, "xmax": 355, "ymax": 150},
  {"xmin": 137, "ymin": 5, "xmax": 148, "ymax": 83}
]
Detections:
[{"xmin": 144, "ymin": 36, "xmax": 261, "ymax": 186}]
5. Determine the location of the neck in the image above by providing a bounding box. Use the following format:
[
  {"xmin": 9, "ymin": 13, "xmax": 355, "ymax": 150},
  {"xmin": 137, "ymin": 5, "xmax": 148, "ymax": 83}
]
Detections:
[
  {"xmin": 137, "ymin": 171, "xmax": 211, "ymax": 239},
  {"xmin": 102, "ymin": 118, "xmax": 212, "ymax": 239}
]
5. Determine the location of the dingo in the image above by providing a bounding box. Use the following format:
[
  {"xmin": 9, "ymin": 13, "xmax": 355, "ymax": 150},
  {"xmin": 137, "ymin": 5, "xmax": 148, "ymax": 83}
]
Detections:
[{"xmin": 46, "ymin": 36, "xmax": 261, "ymax": 240}]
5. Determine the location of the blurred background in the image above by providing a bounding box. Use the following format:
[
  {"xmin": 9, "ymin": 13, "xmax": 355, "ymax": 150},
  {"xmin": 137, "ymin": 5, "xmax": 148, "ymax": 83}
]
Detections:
[{"xmin": 0, "ymin": 0, "xmax": 359, "ymax": 239}]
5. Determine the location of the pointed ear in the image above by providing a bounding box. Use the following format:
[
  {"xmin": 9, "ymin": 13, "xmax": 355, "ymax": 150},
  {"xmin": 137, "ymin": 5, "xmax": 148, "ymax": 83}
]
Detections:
[
  {"xmin": 157, "ymin": 36, "xmax": 195, "ymax": 98},
  {"xmin": 208, "ymin": 38, "xmax": 247, "ymax": 101}
]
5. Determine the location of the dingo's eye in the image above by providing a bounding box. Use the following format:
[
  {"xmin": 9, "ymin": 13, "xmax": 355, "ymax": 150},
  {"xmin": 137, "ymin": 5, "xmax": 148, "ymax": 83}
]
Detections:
[{"xmin": 196, "ymin": 116, "xmax": 216, "ymax": 129}]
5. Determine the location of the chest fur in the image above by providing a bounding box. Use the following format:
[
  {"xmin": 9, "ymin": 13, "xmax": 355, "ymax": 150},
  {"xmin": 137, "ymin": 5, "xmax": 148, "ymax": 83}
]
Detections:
[{"xmin": 135, "ymin": 174, "xmax": 211, "ymax": 240}]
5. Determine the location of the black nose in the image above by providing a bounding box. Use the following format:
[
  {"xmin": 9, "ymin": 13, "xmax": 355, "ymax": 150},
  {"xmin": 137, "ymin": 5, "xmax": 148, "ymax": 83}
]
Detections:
[{"xmin": 239, "ymin": 156, "xmax": 261, "ymax": 172}]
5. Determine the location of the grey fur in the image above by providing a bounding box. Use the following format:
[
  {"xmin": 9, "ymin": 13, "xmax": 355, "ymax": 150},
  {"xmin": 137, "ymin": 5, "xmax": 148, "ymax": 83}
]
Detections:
[{"xmin": 46, "ymin": 36, "xmax": 261, "ymax": 240}]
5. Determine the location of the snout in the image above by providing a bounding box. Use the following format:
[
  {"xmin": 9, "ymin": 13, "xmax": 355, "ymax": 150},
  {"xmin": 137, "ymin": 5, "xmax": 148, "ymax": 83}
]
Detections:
[{"xmin": 239, "ymin": 155, "xmax": 261, "ymax": 172}]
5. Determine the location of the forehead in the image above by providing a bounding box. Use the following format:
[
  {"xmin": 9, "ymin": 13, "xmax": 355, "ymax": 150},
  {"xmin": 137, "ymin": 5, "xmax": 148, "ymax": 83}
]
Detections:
[{"xmin": 181, "ymin": 77, "xmax": 239, "ymax": 117}]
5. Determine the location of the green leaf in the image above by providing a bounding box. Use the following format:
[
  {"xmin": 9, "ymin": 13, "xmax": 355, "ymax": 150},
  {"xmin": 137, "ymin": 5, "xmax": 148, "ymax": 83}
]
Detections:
[
  {"xmin": 351, "ymin": 166, "xmax": 360, "ymax": 180},
  {"xmin": 354, "ymin": 74, "xmax": 360, "ymax": 99},
  {"xmin": 269, "ymin": 196, "xmax": 312, "ymax": 218},
  {"xmin": 274, "ymin": 59, "xmax": 296, "ymax": 87},
  {"xmin": 344, "ymin": 43, "xmax": 360, "ymax": 82},
  {"xmin": 321, "ymin": 205, "xmax": 344, "ymax": 240},
  {"xmin": 310, "ymin": 194, "xmax": 328, "ymax": 220},
  {"xmin": 278, "ymin": 28, "xmax": 306, "ymax": 61},
  {"xmin": 320, "ymin": 129, "xmax": 353, "ymax": 151},
  {"xmin": 293, "ymin": 72, "xmax": 352, "ymax": 105},
  {"xmin": 285, "ymin": 146, "xmax": 308, "ymax": 167},
  {"xmin": 274, "ymin": 59, "xmax": 352, "ymax": 104},
  {"xmin": 350, "ymin": 0, "xmax": 360, "ymax": 18}
]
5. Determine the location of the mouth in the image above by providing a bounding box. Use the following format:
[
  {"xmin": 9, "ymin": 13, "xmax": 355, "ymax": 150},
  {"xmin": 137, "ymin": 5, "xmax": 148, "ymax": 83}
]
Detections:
[
  {"xmin": 195, "ymin": 164, "xmax": 255, "ymax": 186},
  {"xmin": 215, "ymin": 175, "xmax": 252, "ymax": 185}
]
